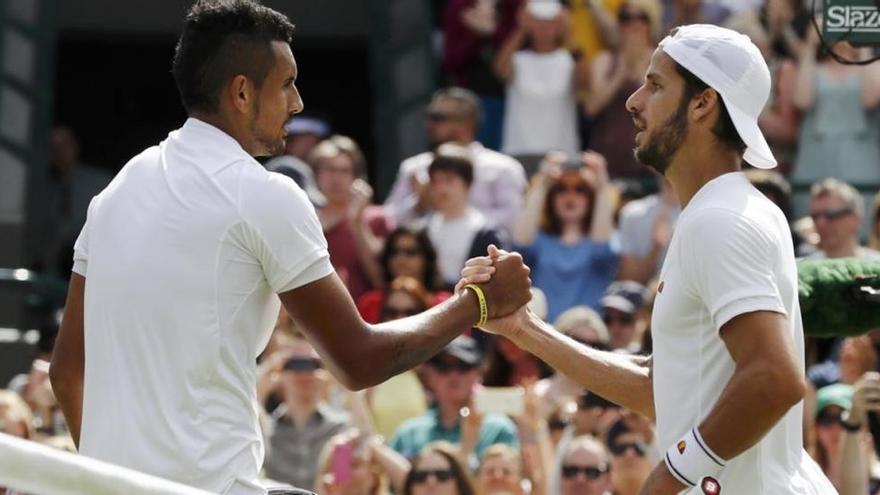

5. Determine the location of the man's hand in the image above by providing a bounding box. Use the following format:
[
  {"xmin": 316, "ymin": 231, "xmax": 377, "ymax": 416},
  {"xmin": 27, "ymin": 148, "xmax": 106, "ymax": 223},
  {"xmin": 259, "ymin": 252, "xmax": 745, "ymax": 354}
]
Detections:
[
  {"xmin": 639, "ymin": 462, "xmax": 688, "ymax": 495},
  {"xmin": 849, "ymin": 371, "xmax": 880, "ymax": 425},
  {"xmin": 470, "ymin": 245, "xmax": 532, "ymax": 319}
]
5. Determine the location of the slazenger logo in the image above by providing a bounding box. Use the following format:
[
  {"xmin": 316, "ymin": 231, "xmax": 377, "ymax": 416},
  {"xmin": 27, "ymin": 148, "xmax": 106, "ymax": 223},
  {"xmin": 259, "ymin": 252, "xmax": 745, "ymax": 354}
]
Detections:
[{"xmin": 826, "ymin": 5, "xmax": 880, "ymax": 32}]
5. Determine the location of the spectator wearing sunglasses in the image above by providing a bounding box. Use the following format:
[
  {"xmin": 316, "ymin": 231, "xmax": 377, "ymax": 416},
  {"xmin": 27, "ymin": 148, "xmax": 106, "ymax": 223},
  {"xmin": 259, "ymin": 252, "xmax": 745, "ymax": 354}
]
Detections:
[
  {"xmin": 403, "ymin": 441, "xmax": 476, "ymax": 495},
  {"xmin": 805, "ymin": 179, "xmax": 880, "ymax": 261},
  {"xmin": 534, "ymin": 306, "xmax": 609, "ymax": 415},
  {"xmin": 812, "ymin": 383, "xmax": 854, "ymax": 490},
  {"xmin": 356, "ymin": 228, "xmax": 451, "ymax": 324},
  {"xmin": 263, "ymin": 337, "xmax": 350, "ymax": 491},
  {"xmin": 605, "ymin": 417, "xmax": 654, "ymax": 495},
  {"xmin": 390, "ymin": 336, "xmax": 519, "ymax": 462},
  {"xmin": 586, "ymin": 0, "xmax": 662, "ymax": 181},
  {"xmin": 364, "ymin": 277, "xmax": 431, "ymax": 439},
  {"xmin": 559, "ymin": 435, "xmax": 613, "ymax": 495},
  {"xmin": 513, "ymin": 151, "xmax": 617, "ymax": 322},
  {"xmin": 600, "ymin": 281, "xmax": 648, "ymax": 352}
]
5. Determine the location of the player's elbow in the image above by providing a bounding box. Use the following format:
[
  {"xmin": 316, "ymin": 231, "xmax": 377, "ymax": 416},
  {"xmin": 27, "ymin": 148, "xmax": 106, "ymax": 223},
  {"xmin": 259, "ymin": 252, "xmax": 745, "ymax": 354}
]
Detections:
[{"xmin": 755, "ymin": 361, "xmax": 806, "ymax": 413}]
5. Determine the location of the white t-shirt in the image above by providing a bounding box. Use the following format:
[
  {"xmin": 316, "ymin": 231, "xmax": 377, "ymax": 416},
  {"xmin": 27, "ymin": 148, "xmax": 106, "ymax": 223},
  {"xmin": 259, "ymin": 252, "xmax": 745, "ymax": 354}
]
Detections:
[
  {"xmin": 501, "ymin": 49, "xmax": 579, "ymax": 158},
  {"xmin": 427, "ymin": 208, "xmax": 486, "ymax": 286},
  {"xmin": 651, "ymin": 172, "xmax": 835, "ymax": 494},
  {"xmin": 73, "ymin": 118, "xmax": 334, "ymax": 494}
]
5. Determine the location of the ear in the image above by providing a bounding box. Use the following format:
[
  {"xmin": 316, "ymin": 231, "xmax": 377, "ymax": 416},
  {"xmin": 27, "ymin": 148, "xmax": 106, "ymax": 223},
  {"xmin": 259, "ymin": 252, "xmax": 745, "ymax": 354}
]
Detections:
[
  {"xmin": 690, "ymin": 88, "xmax": 720, "ymax": 126},
  {"xmin": 229, "ymin": 74, "xmax": 255, "ymax": 115}
]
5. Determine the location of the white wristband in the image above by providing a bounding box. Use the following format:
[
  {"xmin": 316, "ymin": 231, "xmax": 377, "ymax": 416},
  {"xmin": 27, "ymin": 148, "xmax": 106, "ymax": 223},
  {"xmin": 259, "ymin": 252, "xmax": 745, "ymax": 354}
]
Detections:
[{"xmin": 664, "ymin": 428, "xmax": 725, "ymax": 487}]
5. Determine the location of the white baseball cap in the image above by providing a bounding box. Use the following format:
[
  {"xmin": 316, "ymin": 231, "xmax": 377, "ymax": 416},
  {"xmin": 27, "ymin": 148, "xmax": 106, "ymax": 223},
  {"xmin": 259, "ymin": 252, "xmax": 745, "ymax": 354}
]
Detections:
[{"xmin": 659, "ymin": 24, "xmax": 777, "ymax": 169}]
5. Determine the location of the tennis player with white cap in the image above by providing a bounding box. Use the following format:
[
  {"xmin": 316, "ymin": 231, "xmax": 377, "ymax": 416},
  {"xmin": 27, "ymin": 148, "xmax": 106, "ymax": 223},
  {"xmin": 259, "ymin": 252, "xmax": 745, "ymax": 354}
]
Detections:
[{"xmin": 458, "ymin": 24, "xmax": 836, "ymax": 494}]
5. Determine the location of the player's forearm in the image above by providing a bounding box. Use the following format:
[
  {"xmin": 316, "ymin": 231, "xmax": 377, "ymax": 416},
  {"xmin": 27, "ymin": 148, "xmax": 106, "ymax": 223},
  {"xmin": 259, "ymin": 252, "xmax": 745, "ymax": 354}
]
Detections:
[
  {"xmin": 359, "ymin": 290, "xmax": 480, "ymax": 387},
  {"xmin": 510, "ymin": 311, "xmax": 655, "ymax": 419},
  {"xmin": 697, "ymin": 360, "xmax": 805, "ymax": 460}
]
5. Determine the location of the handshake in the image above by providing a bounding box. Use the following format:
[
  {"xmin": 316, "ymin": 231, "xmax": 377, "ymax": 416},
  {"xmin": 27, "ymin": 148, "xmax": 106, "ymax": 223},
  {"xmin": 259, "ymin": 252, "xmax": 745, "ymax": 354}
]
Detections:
[{"xmin": 454, "ymin": 245, "xmax": 535, "ymax": 338}]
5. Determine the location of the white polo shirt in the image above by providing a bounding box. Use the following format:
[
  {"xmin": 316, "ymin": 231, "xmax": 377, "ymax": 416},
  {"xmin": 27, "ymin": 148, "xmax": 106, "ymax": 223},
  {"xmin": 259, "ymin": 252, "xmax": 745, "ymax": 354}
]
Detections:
[
  {"xmin": 651, "ymin": 172, "xmax": 834, "ymax": 494},
  {"xmin": 72, "ymin": 118, "xmax": 334, "ymax": 494}
]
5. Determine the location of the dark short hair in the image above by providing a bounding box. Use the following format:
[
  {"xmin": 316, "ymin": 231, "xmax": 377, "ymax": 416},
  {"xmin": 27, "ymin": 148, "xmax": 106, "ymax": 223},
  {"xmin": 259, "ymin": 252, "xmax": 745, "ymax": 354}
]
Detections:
[
  {"xmin": 431, "ymin": 87, "xmax": 482, "ymax": 126},
  {"xmin": 428, "ymin": 143, "xmax": 474, "ymax": 187},
  {"xmin": 379, "ymin": 228, "xmax": 441, "ymax": 290},
  {"xmin": 672, "ymin": 61, "xmax": 747, "ymax": 156},
  {"xmin": 171, "ymin": 0, "xmax": 296, "ymax": 114}
]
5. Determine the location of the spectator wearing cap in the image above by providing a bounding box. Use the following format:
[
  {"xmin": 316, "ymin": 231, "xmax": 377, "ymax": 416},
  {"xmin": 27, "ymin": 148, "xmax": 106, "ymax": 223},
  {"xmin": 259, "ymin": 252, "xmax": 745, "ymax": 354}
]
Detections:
[
  {"xmin": 425, "ymin": 143, "xmax": 506, "ymax": 289},
  {"xmin": 600, "ymin": 281, "xmax": 647, "ymax": 352},
  {"xmin": 495, "ymin": 0, "xmax": 590, "ymax": 173},
  {"xmin": 558, "ymin": 435, "xmax": 612, "ymax": 495},
  {"xmin": 263, "ymin": 336, "xmax": 350, "ymax": 490},
  {"xmin": 384, "ymin": 87, "xmax": 527, "ymax": 233},
  {"xmin": 534, "ymin": 306, "xmax": 609, "ymax": 415},
  {"xmin": 262, "ymin": 114, "xmax": 331, "ymax": 205},
  {"xmin": 390, "ymin": 336, "xmax": 519, "ymax": 463},
  {"xmin": 805, "ymin": 178, "xmax": 880, "ymax": 261},
  {"xmin": 616, "ymin": 177, "xmax": 679, "ymax": 283},
  {"xmin": 310, "ymin": 136, "xmax": 395, "ymax": 300},
  {"xmin": 811, "ymin": 383, "xmax": 854, "ymax": 489},
  {"xmin": 605, "ymin": 416, "xmax": 655, "ymax": 495},
  {"xmin": 283, "ymin": 114, "xmax": 331, "ymax": 161}
]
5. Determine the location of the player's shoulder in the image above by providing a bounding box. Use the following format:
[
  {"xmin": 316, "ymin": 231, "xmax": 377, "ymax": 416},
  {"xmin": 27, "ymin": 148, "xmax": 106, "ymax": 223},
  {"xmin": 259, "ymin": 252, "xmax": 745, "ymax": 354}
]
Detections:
[{"xmin": 237, "ymin": 165, "xmax": 313, "ymax": 219}]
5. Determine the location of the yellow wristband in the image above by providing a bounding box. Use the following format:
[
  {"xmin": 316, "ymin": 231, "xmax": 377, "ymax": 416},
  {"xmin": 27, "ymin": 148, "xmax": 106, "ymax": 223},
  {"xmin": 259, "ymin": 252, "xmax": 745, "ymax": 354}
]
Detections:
[{"xmin": 464, "ymin": 284, "xmax": 489, "ymax": 327}]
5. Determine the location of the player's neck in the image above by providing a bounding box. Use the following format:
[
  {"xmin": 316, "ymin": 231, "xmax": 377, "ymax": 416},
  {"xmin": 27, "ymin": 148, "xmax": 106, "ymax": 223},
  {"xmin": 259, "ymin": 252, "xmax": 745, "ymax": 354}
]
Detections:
[{"xmin": 664, "ymin": 143, "xmax": 741, "ymax": 209}]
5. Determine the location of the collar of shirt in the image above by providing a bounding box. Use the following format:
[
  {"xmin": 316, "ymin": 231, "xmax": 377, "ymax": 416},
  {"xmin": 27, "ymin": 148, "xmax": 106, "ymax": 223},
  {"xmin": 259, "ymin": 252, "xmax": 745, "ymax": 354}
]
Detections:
[
  {"xmin": 428, "ymin": 406, "xmax": 461, "ymax": 434},
  {"xmin": 175, "ymin": 117, "xmax": 255, "ymax": 172}
]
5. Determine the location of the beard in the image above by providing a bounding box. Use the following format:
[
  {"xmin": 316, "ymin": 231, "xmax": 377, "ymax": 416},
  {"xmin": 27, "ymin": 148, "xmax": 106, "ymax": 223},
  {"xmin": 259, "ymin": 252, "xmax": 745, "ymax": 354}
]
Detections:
[
  {"xmin": 633, "ymin": 101, "xmax": 688, "ymax": 175},
  {"xmin": 249, "ymin": 105, "xmax": 286, "ymax": 157}
]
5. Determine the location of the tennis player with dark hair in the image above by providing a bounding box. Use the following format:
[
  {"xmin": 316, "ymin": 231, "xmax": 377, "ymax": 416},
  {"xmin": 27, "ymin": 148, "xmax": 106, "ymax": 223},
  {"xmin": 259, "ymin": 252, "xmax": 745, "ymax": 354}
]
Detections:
[
  {"xmin": 49, "ymin": 1, "xmax": 531, "ymax": 493},
  {"xmin": 460, "ymin": 25, "xmax": 835, "ymax": 494}
]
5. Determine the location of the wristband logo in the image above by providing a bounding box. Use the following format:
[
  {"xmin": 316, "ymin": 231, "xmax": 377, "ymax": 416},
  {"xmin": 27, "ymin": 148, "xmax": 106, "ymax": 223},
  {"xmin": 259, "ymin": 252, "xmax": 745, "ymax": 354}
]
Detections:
[
  {"xmin": 700, "ymin": 476, "xmax": 721, "ymax": 495},
  {"xmin": 677, "ymin": 440, "xmax": 686, "ymax": 454}
]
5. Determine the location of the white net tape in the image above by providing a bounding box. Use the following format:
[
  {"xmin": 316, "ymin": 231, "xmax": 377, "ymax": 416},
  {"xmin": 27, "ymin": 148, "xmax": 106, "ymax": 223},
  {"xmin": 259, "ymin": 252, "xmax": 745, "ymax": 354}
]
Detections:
[{"xmin": 0, "ymin": 433, "xmax": 214, "ymax": 495}]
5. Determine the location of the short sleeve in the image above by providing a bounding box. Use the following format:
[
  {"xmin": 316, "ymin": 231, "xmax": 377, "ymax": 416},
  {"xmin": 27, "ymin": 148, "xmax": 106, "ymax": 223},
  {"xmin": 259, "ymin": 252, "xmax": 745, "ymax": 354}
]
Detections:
[
  {"xmin": 72, "ymin": 198, "xmax": 97, "ymax": 276},
  {"xmin": 239, "ymin": 173, "xmax": 334, "ymax": 294},
  {"xmin": 683, "ymin": 209, "xmax": 786, "ymax": 331}
]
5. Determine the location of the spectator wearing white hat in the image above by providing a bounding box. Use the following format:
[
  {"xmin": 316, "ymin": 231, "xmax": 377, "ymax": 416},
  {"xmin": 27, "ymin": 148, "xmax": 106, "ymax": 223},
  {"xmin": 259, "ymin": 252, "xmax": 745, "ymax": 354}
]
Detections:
[{"xmin": 495, "ymin": 0, "xmax": 590, "ymax": 174}]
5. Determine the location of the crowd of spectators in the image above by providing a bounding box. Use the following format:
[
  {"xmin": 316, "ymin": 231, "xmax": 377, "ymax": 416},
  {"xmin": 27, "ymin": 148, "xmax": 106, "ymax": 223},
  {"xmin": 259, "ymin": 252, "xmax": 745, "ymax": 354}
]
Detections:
[{"xmin": 4, "ymin": 0, "xmax": 880, "ymax": 494}]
